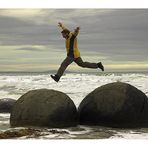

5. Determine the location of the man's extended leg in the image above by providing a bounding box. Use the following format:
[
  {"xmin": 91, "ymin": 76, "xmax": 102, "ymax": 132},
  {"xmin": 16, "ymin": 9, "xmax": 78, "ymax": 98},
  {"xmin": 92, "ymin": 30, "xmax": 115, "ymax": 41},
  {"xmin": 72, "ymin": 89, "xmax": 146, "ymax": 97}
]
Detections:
[
  {"xmin": 51, "ymin": 57, "xmax": 73, "ymax": 82},
  {"xmin": 74, "ymin": 57, "xmax": 104, "ymax": 71}
]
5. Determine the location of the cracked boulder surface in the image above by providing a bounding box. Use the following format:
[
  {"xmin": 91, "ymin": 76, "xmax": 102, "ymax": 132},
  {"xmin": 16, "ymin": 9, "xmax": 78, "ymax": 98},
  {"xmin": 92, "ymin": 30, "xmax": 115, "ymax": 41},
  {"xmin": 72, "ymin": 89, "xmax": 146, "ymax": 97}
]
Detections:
[
  {"xmin": 10, "ymin": 89, "xmax": 78, "ymax": 128},
  {"xmin": 78, "ymin": 82, "xmax": 148, "ymax": 128}
]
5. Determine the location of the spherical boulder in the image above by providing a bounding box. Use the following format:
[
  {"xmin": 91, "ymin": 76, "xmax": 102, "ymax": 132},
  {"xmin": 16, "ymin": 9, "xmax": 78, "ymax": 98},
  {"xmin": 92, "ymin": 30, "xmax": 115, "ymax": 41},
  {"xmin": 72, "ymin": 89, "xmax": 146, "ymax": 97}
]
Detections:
[
  {"xmin": 10, "ymin": 89, "xmax": 78, "ymax": 128},
  {"xmin": 78, "ymin": 82, "xmax": 148, "ymax": 128},
  {"xmin": 0, "ymin": 98, "xmax": 16, "ymax": 113}
]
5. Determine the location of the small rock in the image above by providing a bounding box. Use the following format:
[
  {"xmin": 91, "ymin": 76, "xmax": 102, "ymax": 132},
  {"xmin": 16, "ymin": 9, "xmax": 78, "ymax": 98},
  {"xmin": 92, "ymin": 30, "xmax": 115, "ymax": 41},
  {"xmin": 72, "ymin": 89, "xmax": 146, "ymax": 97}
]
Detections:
[
  {"xmin": 0, "ymin": 128, "xmax": 40, "ymax": 139},
  {"xmin": 0, "ymin": 98, "xmax": 16, "ymax": 113}
]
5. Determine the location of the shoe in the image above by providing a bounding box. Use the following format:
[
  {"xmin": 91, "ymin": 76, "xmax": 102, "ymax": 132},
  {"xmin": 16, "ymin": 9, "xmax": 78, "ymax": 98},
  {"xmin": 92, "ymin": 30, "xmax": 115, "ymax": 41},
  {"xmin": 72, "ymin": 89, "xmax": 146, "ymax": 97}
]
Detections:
[
  {"xmin": 97, "ymin": 62, "xmax": 104, "ymax": 71},
  {"xmin": 50, "ymin": 74, "xmax": 60, "ymax": 82}
]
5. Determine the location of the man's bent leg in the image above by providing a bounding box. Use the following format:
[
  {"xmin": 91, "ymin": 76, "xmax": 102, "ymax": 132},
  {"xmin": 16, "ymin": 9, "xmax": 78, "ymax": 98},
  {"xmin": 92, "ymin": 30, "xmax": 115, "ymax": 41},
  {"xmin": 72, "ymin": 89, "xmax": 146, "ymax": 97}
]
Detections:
[
  {"xmin": 56, "ymin": 57, "xmax": 73, "ymax": 78},
  {"xmin": 74, "ymin": 57, "xmax": 98, "ymax": 68}
]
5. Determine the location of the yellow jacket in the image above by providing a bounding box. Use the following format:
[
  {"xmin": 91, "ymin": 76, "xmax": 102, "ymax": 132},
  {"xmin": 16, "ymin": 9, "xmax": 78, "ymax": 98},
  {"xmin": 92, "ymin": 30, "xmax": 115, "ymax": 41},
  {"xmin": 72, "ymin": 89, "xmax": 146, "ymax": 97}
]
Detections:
[{"xmin": 61, "ymin": 26, "xmax": 80, "ymax": 58}]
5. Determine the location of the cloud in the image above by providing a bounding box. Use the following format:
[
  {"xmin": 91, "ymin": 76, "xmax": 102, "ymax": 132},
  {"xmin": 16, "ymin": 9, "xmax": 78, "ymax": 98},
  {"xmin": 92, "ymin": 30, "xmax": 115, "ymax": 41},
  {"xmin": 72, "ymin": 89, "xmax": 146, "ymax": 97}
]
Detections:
[
  {"xmin": 0, "ymin": 9, "xmax": 113, "ymax": 25},
  {"xmin": 0, "ymin": 9, "xmax": 44, "ymax": 17},
  {"xmin": 16, "ymin": 47, "xmax": 42, "ymax": 52},
  {"xmin": 106, "ymin": 62, "xmax": 148, "ymax": 70},
  {"xmin": 0, "ymin": 9, "xmax": 48, "ymax": 24}
]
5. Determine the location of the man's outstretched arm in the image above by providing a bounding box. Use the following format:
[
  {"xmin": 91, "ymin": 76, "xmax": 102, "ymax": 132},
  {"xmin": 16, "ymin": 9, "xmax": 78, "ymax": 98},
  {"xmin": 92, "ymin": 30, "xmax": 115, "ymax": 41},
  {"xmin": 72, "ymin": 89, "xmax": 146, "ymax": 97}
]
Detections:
[
  {"xmin": 58, "ymin": 22, "xmax": 70, "ymax": 31},
  {"xmin": 73, "ymin": 27, "xmax": 80, "ymax": 36}
]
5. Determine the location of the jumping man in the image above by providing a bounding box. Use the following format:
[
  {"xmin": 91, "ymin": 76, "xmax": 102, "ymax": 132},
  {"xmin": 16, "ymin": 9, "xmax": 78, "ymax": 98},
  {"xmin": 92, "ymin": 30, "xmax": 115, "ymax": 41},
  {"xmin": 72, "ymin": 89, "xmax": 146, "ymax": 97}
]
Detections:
[{"xmin": 51, "ymin": 22, "xmax": 104, "ymax": 82}]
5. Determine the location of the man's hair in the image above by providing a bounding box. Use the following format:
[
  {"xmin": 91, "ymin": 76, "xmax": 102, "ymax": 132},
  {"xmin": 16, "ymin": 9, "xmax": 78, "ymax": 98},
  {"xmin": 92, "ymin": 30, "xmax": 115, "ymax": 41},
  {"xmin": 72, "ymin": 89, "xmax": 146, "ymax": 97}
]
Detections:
[{"xmin": 61, "ymin": 29, "xmax": 70, "ymax": 34}]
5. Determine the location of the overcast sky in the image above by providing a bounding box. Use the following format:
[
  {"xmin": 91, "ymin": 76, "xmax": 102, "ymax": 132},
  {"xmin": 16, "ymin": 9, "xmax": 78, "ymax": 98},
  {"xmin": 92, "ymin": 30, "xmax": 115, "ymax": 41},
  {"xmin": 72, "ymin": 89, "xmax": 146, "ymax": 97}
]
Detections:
[{"xmin": 0, "ymin": 9, "xmax": 148, "ymax": 72}]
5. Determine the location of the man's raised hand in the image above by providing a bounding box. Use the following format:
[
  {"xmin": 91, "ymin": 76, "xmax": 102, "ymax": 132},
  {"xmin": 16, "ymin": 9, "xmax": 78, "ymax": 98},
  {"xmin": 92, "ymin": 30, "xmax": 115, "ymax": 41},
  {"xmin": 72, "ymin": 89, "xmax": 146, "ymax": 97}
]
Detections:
[
  {"xmin": 58, "ymin": 22, "xmax": 63, "ymax": 28},
  {"xmin": 75, "ymin": 27, "xmax": 80, "ymax": 32}
]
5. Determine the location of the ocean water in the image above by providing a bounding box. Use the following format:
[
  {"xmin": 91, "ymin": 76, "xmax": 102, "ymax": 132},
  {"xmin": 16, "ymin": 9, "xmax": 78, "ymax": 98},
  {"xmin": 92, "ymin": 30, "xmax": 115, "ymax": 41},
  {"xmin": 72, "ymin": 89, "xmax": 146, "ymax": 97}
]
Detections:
[{"xmin": 0, "ymin": 71, "xmax": 148, "ymax": 139}]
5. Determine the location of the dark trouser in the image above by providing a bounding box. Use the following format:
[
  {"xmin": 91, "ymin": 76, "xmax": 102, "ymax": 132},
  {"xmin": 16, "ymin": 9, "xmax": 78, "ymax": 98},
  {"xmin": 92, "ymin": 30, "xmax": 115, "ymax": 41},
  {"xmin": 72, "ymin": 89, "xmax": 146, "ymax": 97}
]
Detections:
[{"xmin": 56, "ymin": 56, "xmax": 98, "ymax": 78}]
